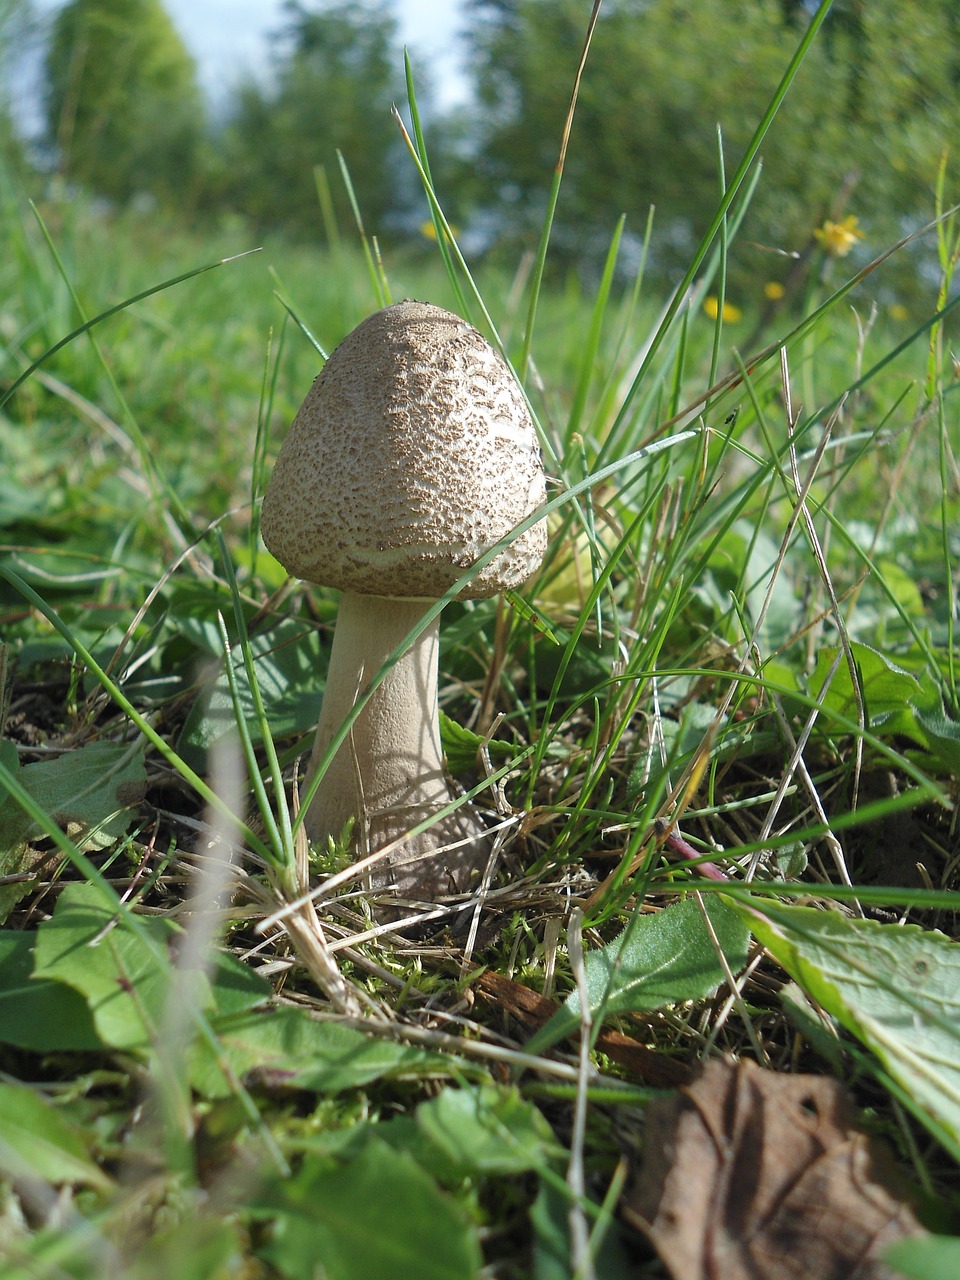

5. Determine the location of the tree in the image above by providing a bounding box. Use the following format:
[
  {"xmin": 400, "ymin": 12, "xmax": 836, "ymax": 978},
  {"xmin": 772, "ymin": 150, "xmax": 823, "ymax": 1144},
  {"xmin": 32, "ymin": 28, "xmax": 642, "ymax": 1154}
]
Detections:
[
  {"xmin": 211, "ymin": 1, "xmax": 415, "ymax": 241},
  {"xmin": 0, "ymin": 0, "xmax": 33, "ymax": 177},
  {"xmin": 44, "ymin": 0, "xmax": 205, "ymax": 205},
  {"xmin": 463, "ymin": 0, "xmax": 960, "ymax": 297}
]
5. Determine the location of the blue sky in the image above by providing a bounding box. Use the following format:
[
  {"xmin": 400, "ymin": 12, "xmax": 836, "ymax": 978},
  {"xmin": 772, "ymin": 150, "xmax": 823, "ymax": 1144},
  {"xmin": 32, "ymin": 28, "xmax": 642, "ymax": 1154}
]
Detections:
[{"xmin": 163, "ymin": 0, "xmax": 470, "ymax": 108}]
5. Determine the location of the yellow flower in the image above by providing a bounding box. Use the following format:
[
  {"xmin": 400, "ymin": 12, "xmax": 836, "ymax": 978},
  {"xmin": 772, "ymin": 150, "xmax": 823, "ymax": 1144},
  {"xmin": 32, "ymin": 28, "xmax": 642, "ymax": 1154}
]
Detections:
[
  {"xmin": 887, "ymin": 303, "xmax": 909, "ymax": 321},
  {"xmin": 703, "ymin": 296, "xmax": 742, "ymax": 323},
  {"xmin": 764, "ymin": 281, "xmax": 785, "ymax": 300},
  {"xmin": 419, "ymin": 219, "xmax": 458, "ymax": 242},
  {"xmin": 813, "ymin": 215, "xmax": 864, "ymax": 257}
]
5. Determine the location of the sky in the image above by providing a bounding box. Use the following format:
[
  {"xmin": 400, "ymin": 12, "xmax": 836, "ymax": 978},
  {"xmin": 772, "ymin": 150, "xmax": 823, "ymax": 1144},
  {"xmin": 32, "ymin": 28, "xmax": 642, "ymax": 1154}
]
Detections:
[
  {"xmin": 12, "ymin": 1, "xmax": 471, "ymax": 137},
  {"xmin": 164, "ymin": 0, "xmax": 471, "ymax": 110}
]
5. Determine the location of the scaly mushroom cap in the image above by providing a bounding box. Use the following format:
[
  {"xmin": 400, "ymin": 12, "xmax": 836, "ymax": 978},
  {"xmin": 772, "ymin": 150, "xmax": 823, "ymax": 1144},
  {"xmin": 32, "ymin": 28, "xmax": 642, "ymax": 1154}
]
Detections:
[{"xmin": 261, "ymin": 300, "xmax": 547, "ymax": 599}]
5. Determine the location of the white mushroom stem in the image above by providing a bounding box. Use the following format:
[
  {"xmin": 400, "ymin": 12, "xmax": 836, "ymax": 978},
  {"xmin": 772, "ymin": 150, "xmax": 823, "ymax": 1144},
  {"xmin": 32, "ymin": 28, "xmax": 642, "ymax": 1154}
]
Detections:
[{"xmin": 303, "ymin": 591, "xmax": 490, "ymax": 897}]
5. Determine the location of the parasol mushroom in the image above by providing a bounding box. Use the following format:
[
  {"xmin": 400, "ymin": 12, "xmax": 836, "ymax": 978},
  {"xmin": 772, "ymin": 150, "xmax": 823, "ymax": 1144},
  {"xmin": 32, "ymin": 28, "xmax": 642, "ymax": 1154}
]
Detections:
[{"xmin": 260, "ymin": 300, "xmax": 546, "ymax": 899}]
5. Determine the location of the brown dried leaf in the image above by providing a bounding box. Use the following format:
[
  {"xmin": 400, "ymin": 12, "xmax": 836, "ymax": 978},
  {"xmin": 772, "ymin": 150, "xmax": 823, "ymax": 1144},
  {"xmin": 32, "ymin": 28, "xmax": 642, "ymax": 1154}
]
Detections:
[
  {"xmin": 622, "ymin": 1057, "xmax": 924, "ymax": 1280},
  {"xmin": 475, "ymin": 969, "xmax": 691, "ymax": 1088}
]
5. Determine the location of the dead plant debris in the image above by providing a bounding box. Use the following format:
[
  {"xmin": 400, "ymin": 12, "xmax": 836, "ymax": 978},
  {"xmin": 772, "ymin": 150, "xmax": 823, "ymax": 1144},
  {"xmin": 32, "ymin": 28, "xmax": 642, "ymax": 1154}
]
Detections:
[{"xmin": 622, "ymin": 1056, "xmax": 924, "ymax": 1280}]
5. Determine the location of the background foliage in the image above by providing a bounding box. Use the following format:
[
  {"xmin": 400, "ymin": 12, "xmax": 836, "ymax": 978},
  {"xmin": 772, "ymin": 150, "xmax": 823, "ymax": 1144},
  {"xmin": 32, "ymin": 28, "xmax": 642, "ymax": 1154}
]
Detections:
[
  {"xmin": 43, "ymin": 0, "xmax": 205, "ymax": 205},
  {"xmin": 464, "ymin": 0, "xmax": 960, "ymax": 290},
  {"xmin": 6, "ymin": 0, "xmax": 958, "ymax": 304},
  {"xmin": 203, "ymin": 1, "xmax": 417, "ymax": 239}
]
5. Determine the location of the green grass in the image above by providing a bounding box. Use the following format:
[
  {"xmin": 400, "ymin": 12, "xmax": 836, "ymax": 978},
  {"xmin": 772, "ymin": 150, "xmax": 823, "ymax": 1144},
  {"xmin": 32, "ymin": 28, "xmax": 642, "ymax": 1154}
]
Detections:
[{"xmin": 2, "ymin": 17, "xmax": 960, "ymax": 1277}]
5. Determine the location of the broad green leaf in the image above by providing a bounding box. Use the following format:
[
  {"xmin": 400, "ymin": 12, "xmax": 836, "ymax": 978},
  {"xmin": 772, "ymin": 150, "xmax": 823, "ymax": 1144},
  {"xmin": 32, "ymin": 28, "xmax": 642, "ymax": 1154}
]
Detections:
[
  {"xmin": 0, "ymin": 932, "xmax": 104, "ymax": 1051},
  {"xmin": 527, "ymin": 895, "xmax": 750, "ymax": 1052},
  {"xmin": 415, "ymin": 1084, "xmax": 563, "ymax": 1175},
  {"xmin": 31, "ymin": 880, "xmax": 269, "ymax": 1053},
  {"xmin": 885, "ymin": 1234, "xmax": 960, "ymax": 1280},
  {"xmin": 159, "ymin": 583, "xmax": 245, "ymax": 656},
  {"xmin": 874, "ymin": 558, "xmax": 926, "ymax": 620},
  {"xmin": 129, "ymin": 1218, "xmax": 245, "ymax": 1280},
  {"xmin": 178, "ymin": 617, "xmax": 324, "ymax": 762},
  {"xmin": 530, "ymin": 1182, "xmax": 634, "ymax": 1280},
  {"xmin": 809, "ymin": 642, "xmax": 921, "ymax": 732},
  {"xmin": 531, "ymin": 1182, "xmax": 575, "ymax": 1280},
  {"xmin": 32, "ymin": 880, "xmax": 180, "ymax": 1049},
  {"xmin": 913, "ymin": 701, "xmax": 960, "ymax": 776},
  {"xmin": 705, "ymin": 523, "xmax": 798, "ymax": 648},
  {"xmin": 740, "ymin": 899, "xmax": 960, "ymax": 1159},
  {"xmin": 0, "ymin": 737, "xmax": 20, "ymax": 806},
  {"xmin": 205, "ymin": 948, "xmax": 273, "ymax": 1016},
  {"xmin": 259, "ymin": 1137, "xmax": 482, "ymax": 1280},
  {"xmin": 0, "ymin": 472, "xmax": 52, "ymax": 526},
  {"xmin": 0, "ymin": 739, "xmax": 43, "ymax": 923},
  {"xmin": 627, "ymin": 702, "xmax": 716, "ymax": 803},
  {"xmin": 439, "ymin": 711, "xmax": 515, "ymax": 774},
  {"xmin": 188, "ymin": 1003, "xmax": 454, "ymax": 1098},
  {"xmin": 0, "ymin": 736, "xmax": 146, "ymax": 855},
  {"xmin": 0, "ymin": 1080, "xmax": 110, "ymax": 1189}
]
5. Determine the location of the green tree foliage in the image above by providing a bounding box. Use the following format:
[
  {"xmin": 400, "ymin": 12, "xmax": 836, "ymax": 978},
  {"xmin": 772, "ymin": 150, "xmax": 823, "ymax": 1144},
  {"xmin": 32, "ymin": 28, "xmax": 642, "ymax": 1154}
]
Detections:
[
  {"xmin": 211, "ymin": 1, "xmax": 412, "ymax": 241},
  {"xmin": 0, "ymin": 0, "xmax": 32, "ymax": 177},
  {"xmin": 44, "ymin": 0, "xmax": 205, "ymax": 205},
  {"xmin": 464, "ymin": 0, "xmax": 960, "ymax": 293}
]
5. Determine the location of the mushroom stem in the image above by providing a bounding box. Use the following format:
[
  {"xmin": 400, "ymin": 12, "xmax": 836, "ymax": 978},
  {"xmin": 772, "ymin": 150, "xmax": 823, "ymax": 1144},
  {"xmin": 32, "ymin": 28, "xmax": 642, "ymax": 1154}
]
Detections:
[{"xmin": 304, "ymin": 591, "xmax": 489, "ymax": 897}]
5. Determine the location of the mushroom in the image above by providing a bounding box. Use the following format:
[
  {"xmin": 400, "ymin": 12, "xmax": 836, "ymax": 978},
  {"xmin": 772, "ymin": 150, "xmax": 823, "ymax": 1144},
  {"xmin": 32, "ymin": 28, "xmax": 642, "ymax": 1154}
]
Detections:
[{"xmin": 261, "ymin": 300, "xmax": 547, "ymax": 899}]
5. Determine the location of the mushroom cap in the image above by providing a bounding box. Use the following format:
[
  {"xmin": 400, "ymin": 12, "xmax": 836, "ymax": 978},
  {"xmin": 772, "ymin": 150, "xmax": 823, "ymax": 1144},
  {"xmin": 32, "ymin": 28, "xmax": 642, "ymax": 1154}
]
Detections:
[{"xmin": 260, "ymin": 300, "xmax": 547, "ymax": 600}]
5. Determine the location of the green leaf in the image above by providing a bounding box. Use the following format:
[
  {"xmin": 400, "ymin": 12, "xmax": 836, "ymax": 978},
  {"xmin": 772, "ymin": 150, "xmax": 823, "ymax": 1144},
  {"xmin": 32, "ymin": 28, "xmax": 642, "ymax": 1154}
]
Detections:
[
  {"xmin": 0, "ymin": 471, "xmax": 52, "ymax": 527},
  {"xmin": 32, "ymin": 880, "xmax": 179, "ymax": 1049},
  {"xmin": 0, "ymin": 932, "xmax": 104, "ymax": 1051},
  {"xmin": 439, "ymin": 711, "xmax": 515, "ymax": 774},
  {"xmin": 260, "ymin": 1137, "xmax": 482, "ymax": 1280},
  {"xmin": 530, "ymin": 1181, "xmax": 634, "ymax": 1280},
  {"xmin": 206, "ymin": 948, "xmax": 273, "ymax": 1017},
  {"xmin": 530, "ymin": 1181, "xmax": 573, "ymax": 1280},
  {"xmin": 884, "ymin": 1234, "xmax": 960, "ymax": 1280},
  {"xmin": 188, "ymin": 1003, "xmax": 454, "ymax": 1098},
  {"xmin": 913, "ymin": 701, "xmax": 960, "ymax": 776},
  {"xmin": 129, "ymin": 1218, "xmax": 246, "ymax": 1280},
  {"xmin": 705, "ymin": 523, "xmax": 798, "ymax": 648},
  {"xmin": 527, "ymin": 895, "xmax": 750, "ymax": 1052},
  {"xmin": 0, "ymin": 741, "xmax": 42, "ymax": 923},
  {"xmin": 178, "ymin": 618, "xmax": 324, "ymax": 763},
  {"xmin": 0, "ymin": 737, "xmax": 19, "ymax": 802},
  {"xmin": 0, "ymin": 737, "xmax": 146, "ymax": 922},
  {"xmin": 415, "ymin": 1084, "xmax": 563, "ymax": 1175},
  {"xmin": 29, "ymin": 880, "xmax": 269, "ymax": 1054},
  {"xmin": 0, "ymin": 1081, "xmax": 111, "ymax": 1189},
  {"xmin": 874, "ymin": 558, "xmax": 927, "ymax": 620},
  {"xmin": 0, "ymin": 737, "xmax": 146, "ymax": 855},
  {"xmin": 809, "ymin": 642, "xmax": 921, "ymax": 732},
  {"xmin": 739, "ymin": 898, "xmax": 960, "ymax": 1159}
]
